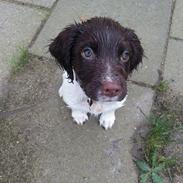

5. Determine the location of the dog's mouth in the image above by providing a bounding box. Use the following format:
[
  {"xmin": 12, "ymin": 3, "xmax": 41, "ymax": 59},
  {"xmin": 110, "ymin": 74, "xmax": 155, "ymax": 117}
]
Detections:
[
  {"xmin": 97, "ymin": 96, "xmax": 120, "ymax": 102},
  {"xmin": 87, "ymin": 93, "xmax": 128, "ymax": 106},
  {"xmin": 85, "ymin": 89, "xmax": 127, "ymax": 103},
  {"xmin": 97, "ymin": 90, "xmax": 127, "ymax": 102},
  {"xmin": 97, "ymin": 95, "xmax": 125, "ymax": 102}
]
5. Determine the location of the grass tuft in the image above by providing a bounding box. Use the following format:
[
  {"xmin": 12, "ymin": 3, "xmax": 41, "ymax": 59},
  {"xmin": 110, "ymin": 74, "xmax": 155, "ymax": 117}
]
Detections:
[
  {"xmin": 135, "ymin": 115, "xmax": 176, "ymax": 183},
  {"xmin": 155, "ymin": 81, "xmax": 169, "ymax": 93},
  {"xmin": 145, "ymin": 115, "xmax": 173, "ymax": 158},
  {"xmin": 11, "ymin": 47, "xmax": 29, "ymax": 73}
]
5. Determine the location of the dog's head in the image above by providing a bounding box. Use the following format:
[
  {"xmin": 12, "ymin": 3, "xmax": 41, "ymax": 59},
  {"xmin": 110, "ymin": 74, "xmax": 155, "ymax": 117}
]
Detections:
[{"xmin": 49, "ymin": 17, "xmax": 143, "ymax": 102}]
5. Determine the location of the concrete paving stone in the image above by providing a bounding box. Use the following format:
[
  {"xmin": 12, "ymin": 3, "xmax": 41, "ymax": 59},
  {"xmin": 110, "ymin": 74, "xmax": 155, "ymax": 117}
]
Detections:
[
  {"xmin": 170, "ymin": 0, "xmax": 183, "ymax": 39},
  {"xmin": 2, "ymin": 55, "xmax": 154, "ymax": 182},
  {"xmin": 0, "ymin": 1, "xmax": 46, "ymax": 100},
  {"xmin": 16, "ymin": 0, "xmax": 56, "ymax": 8},
  {"xmin": 164, "ymin": 39, "xmax": 183, "ymax": 95},
  {"xmin": 3, "ymin": 56, "xmax": 62, "ymax": 111},
  {"xmin": 30, "ymin": 0, "xmax": 172, "ymax": 85}
]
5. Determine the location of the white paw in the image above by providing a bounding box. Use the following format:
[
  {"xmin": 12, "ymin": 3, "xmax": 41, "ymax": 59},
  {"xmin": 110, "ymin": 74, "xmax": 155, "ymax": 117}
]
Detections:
[
  {"xmin": 72, "ymin": 110, "xmax": 88, "ymax": 125},
  {"xmin": 99, "ymin": 111, "xmax": 115, "ymax": 130}
]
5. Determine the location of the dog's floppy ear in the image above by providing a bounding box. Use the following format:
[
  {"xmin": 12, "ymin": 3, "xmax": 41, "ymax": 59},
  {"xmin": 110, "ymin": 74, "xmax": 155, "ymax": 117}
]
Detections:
[
  {"xmin": 125, "ymin": 28, "xmax": 144, "ymax": 73},
  {"xmin": 49, "ymin": 24, "xmax": 79, "ymax": 81}
]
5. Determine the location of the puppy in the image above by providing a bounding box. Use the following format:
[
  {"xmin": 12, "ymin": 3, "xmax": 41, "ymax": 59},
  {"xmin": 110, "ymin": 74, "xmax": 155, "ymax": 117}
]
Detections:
[{"xmin": 49, "ymin": 17, "xmax": 143, "ymax": 129}]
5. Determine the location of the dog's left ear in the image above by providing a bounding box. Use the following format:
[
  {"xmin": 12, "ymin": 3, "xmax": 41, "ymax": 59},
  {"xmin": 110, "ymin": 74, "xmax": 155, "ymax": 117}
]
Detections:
[
  {"xmin": 49, "ymin": 24, "xmax": 80, "ymax": 81},
  {"xmin": 125, "ymin": 28, "xmax": 144, "ymax": 73}
]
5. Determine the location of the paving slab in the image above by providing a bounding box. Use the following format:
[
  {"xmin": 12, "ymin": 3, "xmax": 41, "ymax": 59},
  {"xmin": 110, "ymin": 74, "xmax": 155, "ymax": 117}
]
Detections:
[
  {"xmin": 0, "ymin": 1, "xmax": 46, "ymax": 101},
  {"xmin": 30, "ymin": 0, "xmax": 172, "ymax": 85},
  {"xmin": 164, "ymin": 39, "xmax": 183, "ymax": 95},
  {"xmin": 1, "ymin": 57, "xmax": 154, "ymax": 183},
  {"xmin": 16, "ymin": 0, "xmax": 56, "ymax": 8},
  {"xmin": 170, "ymin": 0, "xmax": 183, "ymax": 39}
]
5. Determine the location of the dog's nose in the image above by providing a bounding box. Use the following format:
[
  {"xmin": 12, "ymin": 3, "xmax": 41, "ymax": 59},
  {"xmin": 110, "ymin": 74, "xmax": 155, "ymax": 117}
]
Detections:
[{"xmin": 102, "ymin": 81, "xmax": 121, "ymax": 97}]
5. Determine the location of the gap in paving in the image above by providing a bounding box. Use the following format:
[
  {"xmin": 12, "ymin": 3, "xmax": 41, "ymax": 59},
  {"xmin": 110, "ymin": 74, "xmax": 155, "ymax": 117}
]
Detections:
[
  {"xmin": 170, "ymin": 36, "xmax": 183, "ymax": 42},
  {"xmin": 128, "ymin": 80, "xmax": 154, "ymax": 89},
  {"xmin": 160, "ymin": 0, "xmax": 177, "ymax": 81},
  {"xmin": 28, "ymin": 15, "xmax": 51, "ymax": 48},
  {"xmin": 28, "ymin": 0, "xmax": 59, "ymax": 48},
  {"xmin": 1, "ymin": 0, "xmax": 50, "ymax": 11}
]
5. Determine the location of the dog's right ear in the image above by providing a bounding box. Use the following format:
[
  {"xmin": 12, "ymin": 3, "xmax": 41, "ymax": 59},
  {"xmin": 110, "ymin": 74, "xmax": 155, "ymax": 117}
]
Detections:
[{"xmin": 49, "ymin": 24, "xmax": 79, "ymax": 81}]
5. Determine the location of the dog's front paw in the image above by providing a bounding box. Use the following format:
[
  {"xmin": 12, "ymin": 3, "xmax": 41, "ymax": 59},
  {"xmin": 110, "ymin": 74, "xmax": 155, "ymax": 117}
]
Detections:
[
  {"xmin": 72, "ymin": 110, "xmax": 88, "ymax": 125},
  {"xmin": 99, "ymin": 111, "xmax": 115, "ymax": 130}
]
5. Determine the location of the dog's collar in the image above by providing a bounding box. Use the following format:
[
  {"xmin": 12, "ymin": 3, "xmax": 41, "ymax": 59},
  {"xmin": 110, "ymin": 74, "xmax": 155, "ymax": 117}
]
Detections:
[{"xmin": 87, "ymin": 98, "xmax": 93, "ymax": 106}]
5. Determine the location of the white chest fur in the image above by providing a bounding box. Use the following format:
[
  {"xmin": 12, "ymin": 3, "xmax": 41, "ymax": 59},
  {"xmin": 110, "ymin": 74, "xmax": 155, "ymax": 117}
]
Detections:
[{"xmin": 58, "ymin": 72, "xmax": 127, "ymax": 129}]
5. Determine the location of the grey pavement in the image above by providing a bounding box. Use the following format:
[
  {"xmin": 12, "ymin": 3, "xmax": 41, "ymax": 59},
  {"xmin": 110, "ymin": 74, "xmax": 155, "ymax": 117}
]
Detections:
[
  {"xmin": 0, "ymin": 0, "xmax": 182, "ymax": 182},
  {"xmin": 164, "ymin": 39, "xmax": 183, "ymax": 95},
  {"xmin": 170, "ymin": 0, "xmax": 183, "ymax": 40},
  {"xmin": 165, "ymin": 0, "xmax": 183, "ymax": 95},
  {"xmin": 0, "ymin": 0, "xmax": 47, "ymax": 100}
]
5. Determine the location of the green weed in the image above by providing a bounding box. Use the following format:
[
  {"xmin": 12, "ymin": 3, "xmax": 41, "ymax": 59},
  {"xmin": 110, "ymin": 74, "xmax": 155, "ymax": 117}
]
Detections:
[
  {"xmin": 145, "ymin": 115, "xmax": 172, "ymax": 157},
  {"xmin": 135, "ymin": 115, "xmax": 176, "ymax": 183},
  {"xmin": 135, "ymin": 150, "xmax": 176, "ymax": 183},
  {"xmin": 155, "ymin": 81, "xmax": 169, "ymax": 93},
  {"xmin": 11, "ymin": 47, "xmax": 29, "ymax": 73}
]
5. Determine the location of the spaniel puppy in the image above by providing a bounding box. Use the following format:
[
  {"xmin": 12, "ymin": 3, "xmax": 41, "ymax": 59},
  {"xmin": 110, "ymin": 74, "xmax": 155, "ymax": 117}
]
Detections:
[{"xmin": 49, "ymin": 17, "xmax": 143, "ymax": 129}]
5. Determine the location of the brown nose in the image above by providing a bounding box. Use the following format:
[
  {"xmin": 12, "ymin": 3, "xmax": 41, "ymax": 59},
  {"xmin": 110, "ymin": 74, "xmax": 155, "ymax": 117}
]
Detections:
[{"xmin": 102, "ymin": 81, "xmax": 121, "ymax": 97}]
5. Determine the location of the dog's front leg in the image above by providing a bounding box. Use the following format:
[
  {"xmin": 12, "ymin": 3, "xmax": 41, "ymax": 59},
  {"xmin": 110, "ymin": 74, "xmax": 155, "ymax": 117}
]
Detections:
[
  {"xmin": 99, "ymin": 110, "xmax": 115, "ymax": 130},
  {"xmin": 71, "ymin": 110, "xmax": 88, "ymax": 125}
]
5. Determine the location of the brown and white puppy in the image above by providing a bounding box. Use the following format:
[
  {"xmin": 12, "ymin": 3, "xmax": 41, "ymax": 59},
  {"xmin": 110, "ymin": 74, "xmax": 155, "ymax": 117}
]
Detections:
[{"xmin": 49, "ymin": 17, "xmax": 143, "ymax": 129}]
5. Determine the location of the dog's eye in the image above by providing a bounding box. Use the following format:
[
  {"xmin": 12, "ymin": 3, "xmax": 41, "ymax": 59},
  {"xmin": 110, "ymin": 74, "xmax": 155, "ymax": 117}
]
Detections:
[
  {"xmin": 81, "ymin": 47, "xmax": 94, "ymax": 59},
  {"xmin": 120, "ymin": 50, "xmax": 130, "ymax": 62}
]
